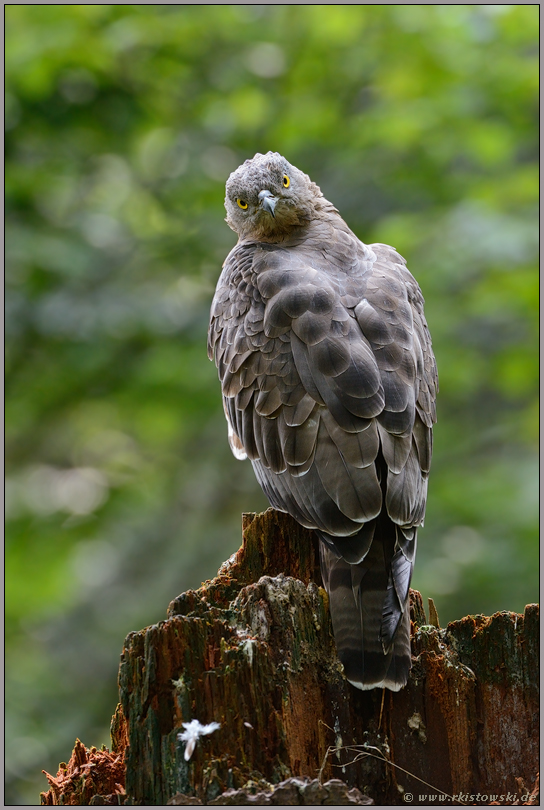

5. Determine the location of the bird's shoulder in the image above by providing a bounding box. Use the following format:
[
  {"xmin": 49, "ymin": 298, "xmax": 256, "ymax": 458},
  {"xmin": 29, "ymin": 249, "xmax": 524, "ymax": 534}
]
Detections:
[{"xmin": 213, "ymin": 217, "xmax": 377, "ymax": 307}]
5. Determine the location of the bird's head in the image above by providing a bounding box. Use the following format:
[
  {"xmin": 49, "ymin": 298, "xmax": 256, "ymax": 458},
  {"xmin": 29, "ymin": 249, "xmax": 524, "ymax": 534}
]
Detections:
[{"xmin": 224, "ymin": 151, "xmax": 324, "ymax": 241}]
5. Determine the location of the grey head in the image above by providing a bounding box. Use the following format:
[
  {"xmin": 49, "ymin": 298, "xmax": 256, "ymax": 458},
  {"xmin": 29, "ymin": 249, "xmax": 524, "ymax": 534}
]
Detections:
[{"xmin": 225, "ymin": 151, "xmax": 326, "ymax": 242}]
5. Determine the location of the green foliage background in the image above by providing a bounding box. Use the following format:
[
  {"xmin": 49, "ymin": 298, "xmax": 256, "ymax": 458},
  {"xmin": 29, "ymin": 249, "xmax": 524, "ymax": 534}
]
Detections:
[{"xmin": 5, "ymin": 5, "xmax": 538, "ymax": 804}]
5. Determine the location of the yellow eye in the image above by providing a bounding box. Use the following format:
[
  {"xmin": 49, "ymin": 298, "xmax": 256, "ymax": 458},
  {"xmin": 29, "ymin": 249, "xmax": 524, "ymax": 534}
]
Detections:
[
  {"xmin": 237, "ymin": 198, "xmax": 248, "ymax": 210},
  {"xmin": 282, "ymin": 175, "xmax": 290, "ymax": 188}
]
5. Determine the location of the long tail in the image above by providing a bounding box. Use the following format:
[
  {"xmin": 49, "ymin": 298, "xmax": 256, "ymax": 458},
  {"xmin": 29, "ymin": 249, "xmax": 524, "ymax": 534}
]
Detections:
[{"xmin": 318, "ymin": 528, "xmax": 413, "ymax": 691}]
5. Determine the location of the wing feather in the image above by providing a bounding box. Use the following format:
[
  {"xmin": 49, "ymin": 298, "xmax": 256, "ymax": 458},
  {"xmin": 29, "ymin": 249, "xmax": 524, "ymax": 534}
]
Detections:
[{"xmin": 277, "ymin": 410, "xmax": 319, "ymax": 467}]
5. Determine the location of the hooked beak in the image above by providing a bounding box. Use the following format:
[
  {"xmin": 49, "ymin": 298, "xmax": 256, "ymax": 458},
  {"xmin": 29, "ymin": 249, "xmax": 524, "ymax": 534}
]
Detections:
[{"xmin": 258, "ymin": 189, "xmax": 277, "ymax": 218}]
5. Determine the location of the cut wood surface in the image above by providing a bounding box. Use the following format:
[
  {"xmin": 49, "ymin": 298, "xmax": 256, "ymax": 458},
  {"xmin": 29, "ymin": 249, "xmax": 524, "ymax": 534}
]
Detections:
[{"xmin": 41, "ymin": 509, "xmax": 539, "ymax": 806}]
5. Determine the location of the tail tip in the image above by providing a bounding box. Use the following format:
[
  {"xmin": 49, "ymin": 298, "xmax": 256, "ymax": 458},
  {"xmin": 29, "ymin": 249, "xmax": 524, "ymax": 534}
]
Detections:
[
  {"xmin": 340, "ymin": 649, "xmax": 411, "ymax": 692},
  {"xmin": 347, "ymin": 676, "xmax": 407, "ymax": 692}
]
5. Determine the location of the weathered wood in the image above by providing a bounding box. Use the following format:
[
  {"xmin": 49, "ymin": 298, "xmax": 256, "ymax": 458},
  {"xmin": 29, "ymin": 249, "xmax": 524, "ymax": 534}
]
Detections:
[
  {"xmin": 40, "ymin": 509, "xmax": 539, "ymax": 806},
  {"xmin": 40, "ymin": 738, "xmax": 126, "ymax": 806},
  {"xmin": 167, "ymin": 777, "xmax": 374, "ymax": 805}
]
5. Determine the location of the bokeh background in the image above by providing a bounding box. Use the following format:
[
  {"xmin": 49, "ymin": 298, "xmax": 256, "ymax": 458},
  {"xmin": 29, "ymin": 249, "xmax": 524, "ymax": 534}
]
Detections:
[{"xmin": 5, "ymin": 5, "xmax": 539, "ymax": 804}]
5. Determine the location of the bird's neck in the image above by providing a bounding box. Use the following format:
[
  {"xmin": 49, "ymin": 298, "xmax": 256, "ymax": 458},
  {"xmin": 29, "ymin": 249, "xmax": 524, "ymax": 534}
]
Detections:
[{"xmin": 237, "ymin": 203, "xmax": 351, "ymax": 249}]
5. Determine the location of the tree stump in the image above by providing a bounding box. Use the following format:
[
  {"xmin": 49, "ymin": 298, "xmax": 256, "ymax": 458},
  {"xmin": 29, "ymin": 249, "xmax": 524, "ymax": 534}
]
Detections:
[{"xmin": 41, "ymin": 509, "xmax": 539, "ymax": 806}]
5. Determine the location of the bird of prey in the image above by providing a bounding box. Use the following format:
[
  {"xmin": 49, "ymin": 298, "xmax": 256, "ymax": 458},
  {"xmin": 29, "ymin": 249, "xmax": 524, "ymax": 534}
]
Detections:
[{"xmin": 208, "ymin": 152, "xmax": 437, "ymax": 691}]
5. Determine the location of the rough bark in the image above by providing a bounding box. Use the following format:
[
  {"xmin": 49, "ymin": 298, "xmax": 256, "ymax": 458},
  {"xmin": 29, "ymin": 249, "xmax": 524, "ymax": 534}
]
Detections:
[{"xmin": 41, "ymin": 509, "xmax": 539, "ymax": 806}]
